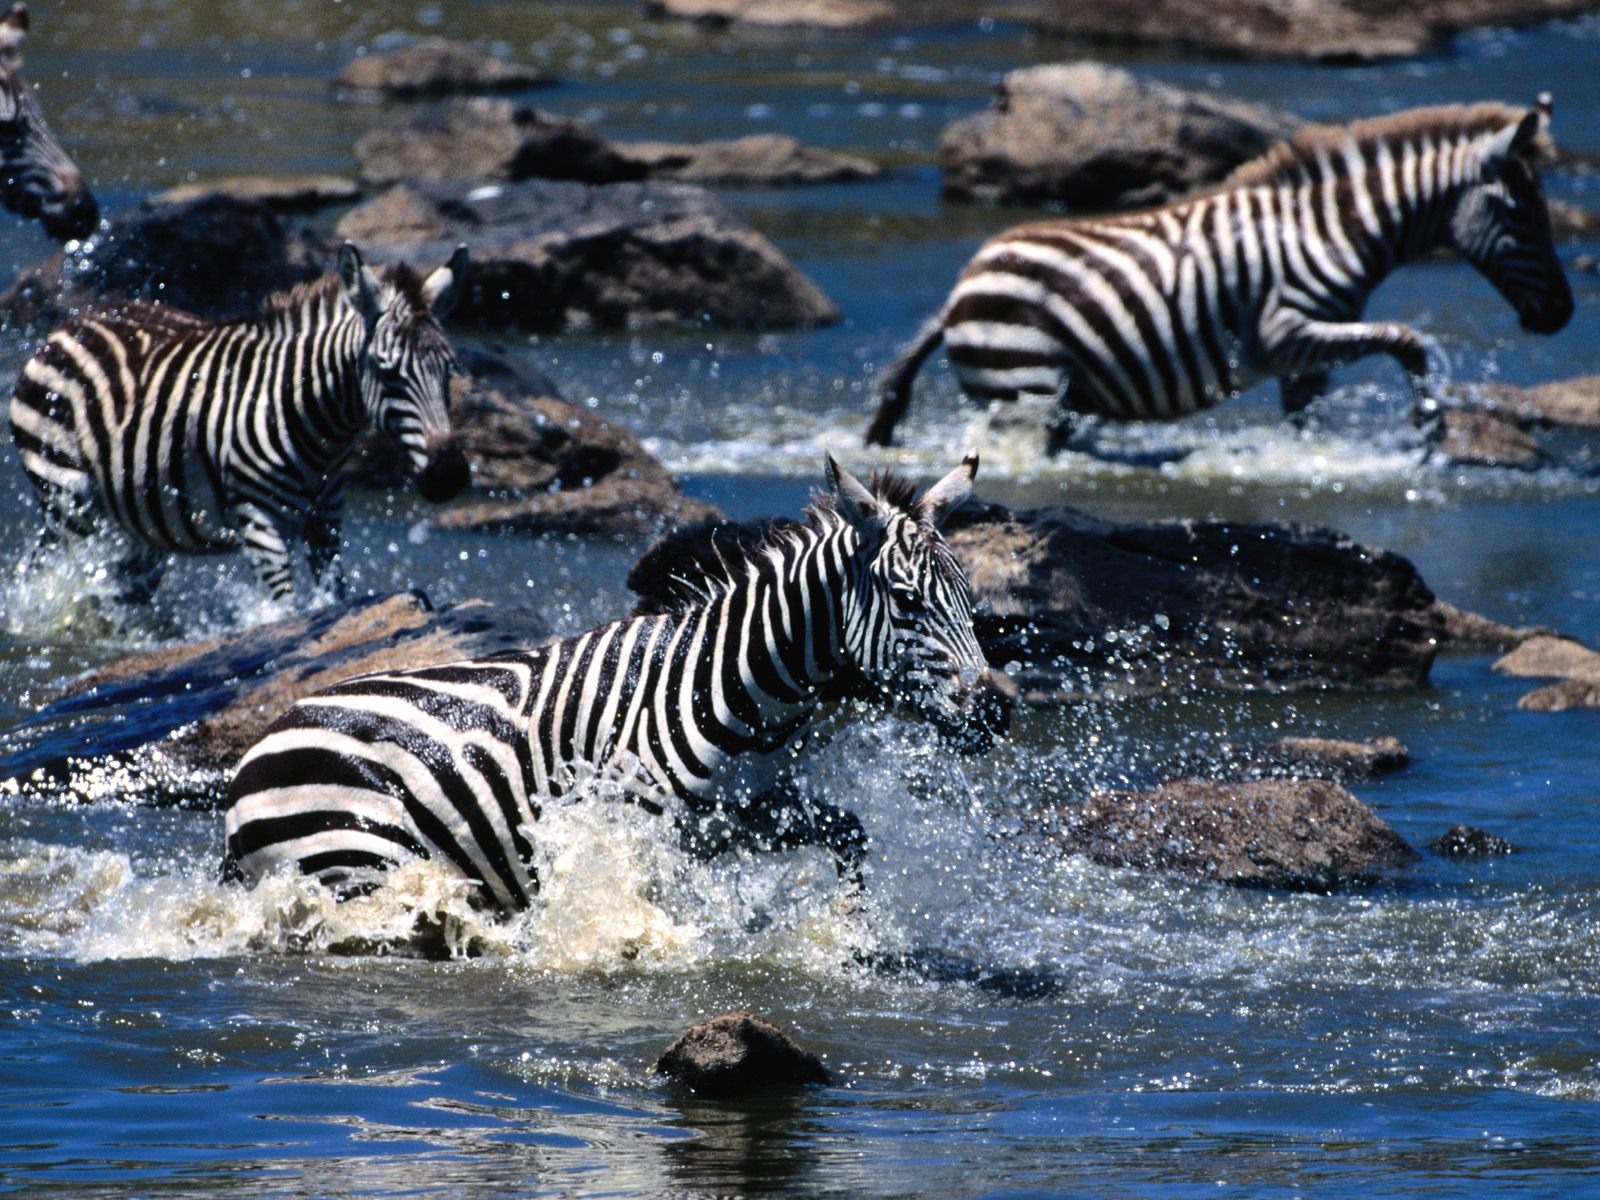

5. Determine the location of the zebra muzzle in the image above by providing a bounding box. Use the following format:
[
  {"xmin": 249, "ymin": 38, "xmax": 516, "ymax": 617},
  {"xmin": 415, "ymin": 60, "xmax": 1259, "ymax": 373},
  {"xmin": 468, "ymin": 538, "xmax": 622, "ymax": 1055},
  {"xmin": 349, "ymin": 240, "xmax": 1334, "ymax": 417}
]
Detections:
[
  {"xmin": 947, "ymin": 666, "xmax": 1019, "ymax": 753},
  {"xmin": 416, "ymin": 441, "xmax": 470, "ymax": 502}
]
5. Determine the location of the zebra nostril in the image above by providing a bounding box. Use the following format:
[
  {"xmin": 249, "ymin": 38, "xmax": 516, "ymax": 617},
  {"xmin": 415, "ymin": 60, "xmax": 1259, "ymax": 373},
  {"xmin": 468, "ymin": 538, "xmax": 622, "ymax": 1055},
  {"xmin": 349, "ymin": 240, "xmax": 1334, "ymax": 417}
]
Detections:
[
  {"xmin": 416, "ymin": 442, "xmax": 470, "ymax": 502},
  {"xmin": 41, "ymin": 189, "xmax": 98, "ymax": 242}
]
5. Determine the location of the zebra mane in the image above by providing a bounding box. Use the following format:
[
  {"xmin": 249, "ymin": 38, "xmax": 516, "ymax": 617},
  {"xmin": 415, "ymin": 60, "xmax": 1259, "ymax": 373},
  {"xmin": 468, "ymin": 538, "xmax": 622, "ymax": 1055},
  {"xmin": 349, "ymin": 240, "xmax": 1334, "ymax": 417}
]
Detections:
[
  {"xmin": 1220, "ymin": 102, "xmax": 1551, "ymax": 193},
  {"xmin": 628, "ymin": 471, "xmax": 923, "ymax": 614},
  {"xmin": 257, "ymin": 262, "xmax": 432, "ymax": 317}
]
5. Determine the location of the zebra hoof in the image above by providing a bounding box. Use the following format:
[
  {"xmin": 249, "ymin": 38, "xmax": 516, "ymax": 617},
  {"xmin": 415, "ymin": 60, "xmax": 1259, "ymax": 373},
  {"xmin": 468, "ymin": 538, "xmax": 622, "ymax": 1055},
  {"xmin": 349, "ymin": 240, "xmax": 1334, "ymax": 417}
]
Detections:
[{"xmin": 417, "ymin": 443, "xmax": 470, "ymax": 502}]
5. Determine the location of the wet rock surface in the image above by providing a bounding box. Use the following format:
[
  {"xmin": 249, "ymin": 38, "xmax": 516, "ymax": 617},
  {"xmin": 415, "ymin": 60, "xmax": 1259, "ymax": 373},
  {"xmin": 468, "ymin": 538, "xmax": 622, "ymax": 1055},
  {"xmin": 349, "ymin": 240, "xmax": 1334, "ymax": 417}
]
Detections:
[
  {"xmin": 338, "ymin": 179, "xmax": 838, "ymax": 330},
  {"xmin": 146, "ymin": 174, "xmax": 362, "ymax": 212},
  {"xmin": 654, "ymin": 1011, "xmax": 832, "ymax": 1096},
  {"xmin": 1032, "ymin": 779, "xmax": 1421, "ymax": 891},
  {"xmin": 1430, "ymin": 824, "xmax": 1517, "ymax": 857},
  {"xmin": 630, "ymin": 502, "xmax": 1448, "ymax": 695},
  {"xmin": 614, "ymin": 133, "xmax": 880, "ymax": 185},
  {"xmin": 1460, "ymin": 375, "xmax": 1600, "ymax": 431},
  {"xmin": 0, "ymin": 592, "xmax": 553, "ymax": 806},
  {"xmin": 642, "ymin": 0, "xmax": 895, "ymax": 28},
  {"xmin": 1434, "ymin": 408, "xmax": 1546, "ymax": 470},
  {"xmin": 938, "ymin": 62, "xmax": 1300, "ymax": 208},
  {"xmin": 1493, "ymin": 634, "xmax": 1600, "ymax": 711},
  {"xmin": 333, "ymin": 37, "xmax": 551, "ymax": 97},
  {"xmin": 1159, "ymin": 736, "xmax": 1409, "ymax": 784}
]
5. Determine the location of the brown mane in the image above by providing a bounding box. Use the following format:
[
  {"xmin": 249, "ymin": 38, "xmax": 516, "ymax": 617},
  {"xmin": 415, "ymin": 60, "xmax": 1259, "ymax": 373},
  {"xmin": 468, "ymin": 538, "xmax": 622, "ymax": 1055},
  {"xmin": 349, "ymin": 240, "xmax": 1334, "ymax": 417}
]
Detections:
[
  {"xmin": 257, "ymin": 261, "xmax": 431, "ymax": 318},
  {"xmin": 1219, "ymin": 102, "xmax": 1546, "ymax": 193}
]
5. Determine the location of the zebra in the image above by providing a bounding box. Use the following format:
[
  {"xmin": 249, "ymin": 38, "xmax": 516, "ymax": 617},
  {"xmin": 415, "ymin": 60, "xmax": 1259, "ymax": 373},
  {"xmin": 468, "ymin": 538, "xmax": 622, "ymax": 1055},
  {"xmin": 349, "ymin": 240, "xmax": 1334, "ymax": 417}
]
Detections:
[
  {"xmin": 8, "ymin": 241, "xmax": 471, "ymax": 606},
  {"xmin": 0, "ymin": 2, "xmax": 98, "ymax": 240},
  {"xmin": 865, "ymin": 98, "xmax": 1573, "ymax": 448},
  {"xmin": 221, "ymin": 455, "xmax": 1019, "ymax": 916}
]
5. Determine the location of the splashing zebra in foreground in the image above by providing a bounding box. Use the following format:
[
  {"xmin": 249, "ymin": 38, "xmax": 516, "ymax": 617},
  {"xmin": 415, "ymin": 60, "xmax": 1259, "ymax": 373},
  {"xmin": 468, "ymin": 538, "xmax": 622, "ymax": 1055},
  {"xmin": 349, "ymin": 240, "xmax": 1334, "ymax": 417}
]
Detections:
[
  {"xmin": 865, "ymin": 99, "xmax": 1573, "ymax": 449},
  {"xmin": 0, "ymin": 2, "xmax": 97, "ymax": 239},
  {"xmin": 8, "ymin": 242, "xmax": 470, "ymax": 606},
  {"xmin": 222, "ymin": 456, "xmax": 1018, "ymax": 917}
]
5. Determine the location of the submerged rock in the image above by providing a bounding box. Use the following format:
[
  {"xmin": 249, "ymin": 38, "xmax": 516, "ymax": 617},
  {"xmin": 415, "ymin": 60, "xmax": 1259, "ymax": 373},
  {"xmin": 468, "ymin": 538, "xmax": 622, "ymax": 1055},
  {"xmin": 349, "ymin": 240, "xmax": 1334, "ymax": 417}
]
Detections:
[
  {"xmin": 0, "ymin": 593, "xmax": 552, "ymax": 806},
  {"xmin": 1032, "ymin": 779, "xmax": 1420, "ymax": 891},
  {"xmin": 654, "ymin": 1011, "xmax": 832, "ymax": 1096},
  {"xmin": 938, "ymin": 62, "xmax": 1300, "ymax": 208},
  {"xmin": 1159, "ymin": 735, "xmax": 1409, "ymax": 783},
  {"xmin": 337, "ymin": 179, "xmax": 837, "ymax": 330},
  {"xmin": 333, "ymin": 37, "xmax": 551, "ymax": 97},
  {"xmin": 1493, "ymin": 634, "xmax": 1600, "ymax": 711},
  {"xmin": 1430, "ymin": 824, "xmax": 1517, "ymax": 858},
  {"xmin": 630, "ymin": 503, "xmax": 1446, "ymax": 696}
]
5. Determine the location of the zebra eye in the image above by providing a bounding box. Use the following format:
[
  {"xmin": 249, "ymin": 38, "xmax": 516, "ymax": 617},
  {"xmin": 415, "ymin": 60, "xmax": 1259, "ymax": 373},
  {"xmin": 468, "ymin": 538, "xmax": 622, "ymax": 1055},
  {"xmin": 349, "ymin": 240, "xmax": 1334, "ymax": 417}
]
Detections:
[{"xmin": 891, "ymin": 585, "xmax": 924, "ymax": 612}]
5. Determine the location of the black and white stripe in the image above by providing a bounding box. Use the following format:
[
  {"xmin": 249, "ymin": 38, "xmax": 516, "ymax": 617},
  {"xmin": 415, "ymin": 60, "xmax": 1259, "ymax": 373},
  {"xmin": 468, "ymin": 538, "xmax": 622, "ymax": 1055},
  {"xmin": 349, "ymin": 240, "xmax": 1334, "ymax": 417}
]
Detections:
[
  {"xmin": 0, "ymin": 3, "xmax": 96, "ymax": 240},
  {"xmin": 221, "ymin": 456, "xmax": 1018, "ymax": 914},
  {"xmin": 866, "ymin": 99, "xmax": 1573, "ymax": 446},
  {"xmin": 8, "ymin": 242, "xmax": 469, "ymax": 604}
]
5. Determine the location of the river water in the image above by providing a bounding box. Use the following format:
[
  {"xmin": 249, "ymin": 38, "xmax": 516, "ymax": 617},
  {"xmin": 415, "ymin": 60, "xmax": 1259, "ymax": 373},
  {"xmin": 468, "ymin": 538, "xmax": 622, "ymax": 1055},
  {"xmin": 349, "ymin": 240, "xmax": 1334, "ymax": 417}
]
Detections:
[{"xmin": 2, "ymin": 3, "xmax": 1599, "ymax": 1196}]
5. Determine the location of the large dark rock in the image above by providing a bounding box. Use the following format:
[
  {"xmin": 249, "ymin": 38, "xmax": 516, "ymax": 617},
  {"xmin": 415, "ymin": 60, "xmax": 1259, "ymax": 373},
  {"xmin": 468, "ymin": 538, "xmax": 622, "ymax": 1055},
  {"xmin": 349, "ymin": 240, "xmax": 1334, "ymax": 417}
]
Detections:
[
  {"xmin": 0, "ymin": 195, "xmax": 326, "ymax": 329},
  {"xmin": 1031, "ymin": 779, "xmax": 1420, "ymax": 890},
  {"xmin": 654, "ymin": 1012, "xmax": 832, "ymax": 1096},
  {"xmin": 354, "ymin": 99, "xmax": 646, "ymax": 188},
  {"xmin": 938, "ymin": 62, "xmax": 1300, "ymax": 208},
  {"xmin": 333, "ymin": 37, "xmax": 551, "ymax": 97},
  {"xmin": 336, "ymin": 179, "xmax": 838, "ymax": 330},
  {"xmin": 1492, "ymin": 634, "xmax": 1600, "ymax": 712},
  {"xmin": 632, "ymin": 503, "xmax": 1446, "ymax": 697},
  {"xmin": 0, "ymin": 592, "xmax": 552, "ymax": 807},
  {"xmin": 348, "ymin": 350, "xmax": 724, "ymax": 536}
]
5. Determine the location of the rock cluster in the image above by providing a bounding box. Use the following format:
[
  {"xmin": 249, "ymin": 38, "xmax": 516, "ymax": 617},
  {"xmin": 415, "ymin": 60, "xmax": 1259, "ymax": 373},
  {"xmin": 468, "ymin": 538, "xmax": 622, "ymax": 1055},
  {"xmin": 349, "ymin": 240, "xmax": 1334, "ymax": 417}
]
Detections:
[
  {"xmin": 333, "ymin": 37, "xmax": 551, "ymax": 97},
  {"xmin": 1492, "ymin": 634, "xmax": 1600, "ymax": 711}
]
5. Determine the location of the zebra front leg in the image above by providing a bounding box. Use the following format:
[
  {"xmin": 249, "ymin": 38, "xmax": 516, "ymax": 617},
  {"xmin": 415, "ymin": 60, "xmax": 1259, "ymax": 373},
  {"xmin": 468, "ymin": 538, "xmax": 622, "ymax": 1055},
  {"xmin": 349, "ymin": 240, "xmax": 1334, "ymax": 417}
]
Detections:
[
  {"xmin": 1280, "ymin": 370, "xmax": 1331, "ymax": 428},
  {"xmin": 306, "ymin": 500, "xmax": 346, "ymax": 602},
  {"xmin": 231, "ymin": 501, "xmax": 298, "ymax": 604},
  {"xmin": 110, "ymin": 542, "xmax": 169, "ymax": 610},
  {"xmin": 1260, "ymin": 310, "xmax": 1431, "ymax": 435}
]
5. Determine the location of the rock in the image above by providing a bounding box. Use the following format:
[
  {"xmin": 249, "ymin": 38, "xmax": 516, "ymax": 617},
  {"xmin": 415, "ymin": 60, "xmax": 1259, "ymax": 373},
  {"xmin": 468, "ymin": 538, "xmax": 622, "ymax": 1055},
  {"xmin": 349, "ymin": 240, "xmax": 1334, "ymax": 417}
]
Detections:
[
  {"xmin": 641, "ymin": 0, "xmax": 894, "ymax": 29},
  {"xmin": 337, "ymin": 179, "xmax": 838, "ymax": 330},
  {"xmin": 333, "ymin": 37, "xmax": 551, "ymax": 97},
  {"xmin": 145, "ymin": 174, "xmax": 362, "ymax": 212},
  {"xmin": 1464, "ymin": 376, "xmax": 1600, "ymax": 431},
  {"xmin": 0, "ymin": 592, "xmax": 553, "ymax": 806},
  {"xmin": 1430, "ymin": 824, "xmax": 1517, "ymax": 857},
  {"xmin": 614, "ymin": 134, "xmax": 880, "ymax": 186},
  {"xmin": 0, "ymin": 195, "xmax": 326, "ymax": 330},
  {"xmin": 1516, "ymin": 678, "xmax": 1600, "ymax": 711},
  {"xmin": 938, "ymin": 62, "xmax": 1301, "ymax": 208},
  {"xmin": 353, "ymin": 99, "xmax": 645, "ymax": 188},
  {"xmin": 1493, "ymin": 634, "xmax": 1600, "ymax": 712},
  {"xmin": 1032, "ymin": 779, "xmax": 1420, "ymax": 890},
  {"xmin": 1160, "ymin": 735, "xmax": 1408, "ymax": 783},
  {"xmin": 1432, "ymin": 600, "xmax": 1554, "ymax": 649},
  {"xmin": 654, "ymin": 1011, "xmax": 832, "ymax": 1096},
  {"xmin": 1434, "ymin": 408, "xmax": 1545, "ymax": 470},
  {"xmin": 630, "ymin": 503, "xmax": 1446, "ymax": 696},
  {"xmin": 1547, "ymin": 198, "xmax": 1600, "ymax": 241}
]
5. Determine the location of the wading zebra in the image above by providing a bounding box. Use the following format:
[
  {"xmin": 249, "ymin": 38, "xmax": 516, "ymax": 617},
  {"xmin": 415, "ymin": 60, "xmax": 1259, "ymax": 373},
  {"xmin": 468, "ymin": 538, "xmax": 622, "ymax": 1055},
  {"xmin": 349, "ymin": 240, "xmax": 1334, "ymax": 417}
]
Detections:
[
  {"xmin": 0, "ymin": 3, "xmax": 97, "ymax": 240},
  {"xmin": 9, "ymin": 241, "xmax": 470, "ymax": 605},
  {"xmin": 865, "ymin": 99, "xmax": 1573, "ymax": 448},
  {"xmin": 222, "ymin": 455, "xmax": 1018, "ymax": 915}
]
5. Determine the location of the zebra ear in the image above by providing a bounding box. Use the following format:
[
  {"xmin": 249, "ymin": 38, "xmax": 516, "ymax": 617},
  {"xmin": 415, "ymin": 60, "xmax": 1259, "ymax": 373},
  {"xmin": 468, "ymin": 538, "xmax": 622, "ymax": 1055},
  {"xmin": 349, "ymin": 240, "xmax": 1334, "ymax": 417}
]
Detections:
[
  {"xmin": 826, "ymin": 454, "xmax": 886, "ymax": 539},
  {"xmin": 1483, "ymin": 109, "xmax": 1543, "ymax": 171},
  {"xmin": 915, "ymin": 453, "xmax": 978, "ymax": 529},
  {"xmin": 420, "ymin": 245, "xmax": 468, "ymax": 318},
  {"xmin": 0, "ymin": 3, "xmax": 27, "ymax": 71},
  {"xmin": 337, "ymin": 241, "xmax": 384, "ymax": 325}
]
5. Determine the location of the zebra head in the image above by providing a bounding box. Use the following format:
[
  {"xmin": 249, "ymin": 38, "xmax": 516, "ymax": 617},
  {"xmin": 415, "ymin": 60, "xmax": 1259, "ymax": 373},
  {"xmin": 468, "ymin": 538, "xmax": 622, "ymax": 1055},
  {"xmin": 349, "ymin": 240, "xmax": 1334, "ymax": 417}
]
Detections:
[
  {"xmin": 338, "ymin": 241, "xmax": 471, "ymax": 502},
  {"xmin": 0, "ymin": 4, "xmax": 97, "ymax": 241},
  {"xmin": 1450, "ymin": 96, "xmax": 1573, "ymax": 336},
  {"xmin": 829, "ymin": 454, "xmax": 1018, "ymax": 754}
]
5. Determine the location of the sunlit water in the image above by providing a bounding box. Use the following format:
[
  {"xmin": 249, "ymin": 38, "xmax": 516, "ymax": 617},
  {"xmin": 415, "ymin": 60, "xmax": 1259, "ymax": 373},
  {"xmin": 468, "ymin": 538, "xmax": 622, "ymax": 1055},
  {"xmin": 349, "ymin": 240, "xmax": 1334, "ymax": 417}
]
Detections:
[{"xmin": 2, "ymin": 3, "xmax": 1599, "ymax": 1197}]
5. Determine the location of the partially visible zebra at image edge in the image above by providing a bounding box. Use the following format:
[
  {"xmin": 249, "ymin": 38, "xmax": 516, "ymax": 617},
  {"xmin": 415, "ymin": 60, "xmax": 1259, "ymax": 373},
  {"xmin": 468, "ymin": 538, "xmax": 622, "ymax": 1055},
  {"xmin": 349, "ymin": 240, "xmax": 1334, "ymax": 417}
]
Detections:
[
  {"xmin": 865, "ymin": 98, "xmax": 1574, "ymax": 447},
  {"xmin": 8, "ymin": 242, "xmax": 471, "ymax": 606},
  {"xmin": 0, "ymin": 1, "xmax": 98, "ymax": 239},
  {"xmin": 222, "ymin": 455, "xmax": 1019, "ymax": 918}
]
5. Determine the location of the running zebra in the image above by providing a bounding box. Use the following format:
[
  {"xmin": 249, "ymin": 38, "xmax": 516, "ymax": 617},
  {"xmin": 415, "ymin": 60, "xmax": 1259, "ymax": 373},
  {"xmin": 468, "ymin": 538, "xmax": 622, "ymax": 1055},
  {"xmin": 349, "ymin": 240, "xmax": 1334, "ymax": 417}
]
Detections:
[
  {"xmin": 221, "ymin": 455, "xmax": 1018, "ymax": 915},
  {"xmin": 0, "ymin": 3, "xmax": 97, "ymax": 240},
  {"xmin": 865, "ymin": 99, "xmax": 1573, "ymax": 447},
  {"xmin": 9, "ymin": 241, "xmax": 470, "ymax": 605}
]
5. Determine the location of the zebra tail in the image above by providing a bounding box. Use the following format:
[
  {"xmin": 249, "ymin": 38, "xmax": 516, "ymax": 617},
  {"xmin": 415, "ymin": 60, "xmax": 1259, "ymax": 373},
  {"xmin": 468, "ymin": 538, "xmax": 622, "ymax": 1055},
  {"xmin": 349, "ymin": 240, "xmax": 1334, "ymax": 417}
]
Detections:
[{"xmin": 864, "ymin": 311, "xmax": 946, "ymax": 447}]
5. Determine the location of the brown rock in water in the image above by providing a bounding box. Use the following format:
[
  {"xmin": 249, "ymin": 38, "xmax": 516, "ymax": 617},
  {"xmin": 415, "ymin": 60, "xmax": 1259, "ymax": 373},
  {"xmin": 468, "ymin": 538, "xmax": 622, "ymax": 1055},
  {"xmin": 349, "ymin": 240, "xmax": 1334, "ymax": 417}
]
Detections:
[
  {"xmin": 1467, "ymin": 376, "xmax": 1600, "ymax": 431},
  {"xmin": 354, "ymin": 99, "xmax": 645, "ymax": 188},
  {"xmin": 642, "ymin": 0, "xmax": 894, "ymax": 28},
  {"xmin": 333, "ymin": 37, "xmax": 551, "ymax": 97},
  {"xmin": 337, "ymin": 179, "xmax": 837, "ymax": 330},
  {"xmin": 1434, "ymin": 408, "xmax": 1545, "ymax": 470},
  {"xmin": 1493, "ymin": 634, "xmax": 1600, "ymax": 711},
  {"xmin": 614, "ymin": 133, "xmax": 880, "ymax": 186},
  {"xmin": 630, "ymin": 503, "xmax": 1446, "ymax": 696},
  {"xmin": 654, "ymin": 1012, "xmax": 832, "ymax": 1096},
  {"xmin": 1430, "ymin": 824, "xmax": 1517, "ymax": 858},
  {"xmin": 1432, "ymin": 600, "xmax": 1555, "ymax": 649},
  {"xmin": 1160, "ymin": 735, "xmax": 1408, "ymax": 783},
  {"xmin": 1034, "ymin": 779, "xmax": 1420, "ymax": 891},
  {"xmin": 1516, "ymin": 678, "xmax": 1600, "ymax": 711},
  {"xmin": 938, "ymin": 62, "xmax": 1300, "ymax": 208},
  {"xmin": 0, "ymin": 593, "xmax": 553, "ymax": 806},
  {"xmin": 146, "ymin": 174, "xmax": 362, "ymax": 212}
]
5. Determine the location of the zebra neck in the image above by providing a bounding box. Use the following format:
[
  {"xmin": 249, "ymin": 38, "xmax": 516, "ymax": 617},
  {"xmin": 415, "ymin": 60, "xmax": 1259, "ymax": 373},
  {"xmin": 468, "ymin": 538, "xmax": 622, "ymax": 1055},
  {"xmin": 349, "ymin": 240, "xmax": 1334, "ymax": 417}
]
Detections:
[
  {"xmin": 246, "ymin": 292, "xmax": 369, "ymax": 445},
  {"xmin": 1367, "ymin": 131, "xmax": 1481, "ymax": 267}
]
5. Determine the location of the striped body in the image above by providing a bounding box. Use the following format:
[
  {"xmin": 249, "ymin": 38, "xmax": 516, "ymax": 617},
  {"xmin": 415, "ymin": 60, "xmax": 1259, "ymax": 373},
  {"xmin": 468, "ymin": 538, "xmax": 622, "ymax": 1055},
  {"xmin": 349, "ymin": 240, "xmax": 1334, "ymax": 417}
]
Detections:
[
  {"xmin": 9, "ymin": 243, "xmax": 467, "ymax": 604},
  {"xmin": 0, "ymin": 3, "xmax": 97, "ymax": 240},
  {"xmin": 222, "ymin": 457, "xmax": 1017, "ymax": 914},
  {"xmin": 866, "ymin": 101, "xmax": 1572, "ymax": 445}
]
